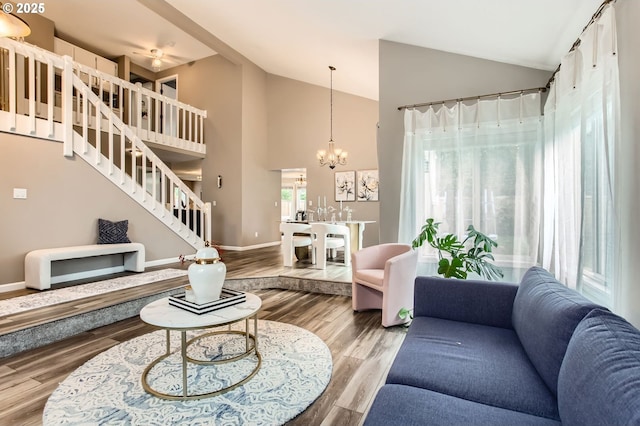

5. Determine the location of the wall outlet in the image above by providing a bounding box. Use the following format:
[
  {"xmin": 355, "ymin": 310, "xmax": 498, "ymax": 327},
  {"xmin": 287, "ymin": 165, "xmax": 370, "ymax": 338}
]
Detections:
[
  {"xmin": 254, "ymin": 232, "xmax": 259, "ymax": 238},
  {"xmin": 309, "ymin": 200, "xmax": 313, "ymax": 206},
  {"xmin": 13, "ymin": 188, "xmax": 27, "ymax": 199}
]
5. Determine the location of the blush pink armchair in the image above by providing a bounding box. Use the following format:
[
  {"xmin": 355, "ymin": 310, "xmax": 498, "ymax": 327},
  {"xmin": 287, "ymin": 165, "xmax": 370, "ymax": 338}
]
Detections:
[{"xmin": 351, "ymin": 243, "xmax": 418, "ymax": 327}]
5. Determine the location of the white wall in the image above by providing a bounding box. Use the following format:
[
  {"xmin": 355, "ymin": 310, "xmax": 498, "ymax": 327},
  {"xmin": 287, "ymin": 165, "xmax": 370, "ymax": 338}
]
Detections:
[{"xmin": 613, "ymin": 0, "xmax": 640, "ymax": 328}]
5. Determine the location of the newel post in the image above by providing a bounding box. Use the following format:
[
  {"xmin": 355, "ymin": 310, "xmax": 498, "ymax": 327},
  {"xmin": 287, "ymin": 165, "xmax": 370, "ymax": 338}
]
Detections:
[{"xmin": 62, "ymin": 55, "xmax": 74, "ymax": 157}]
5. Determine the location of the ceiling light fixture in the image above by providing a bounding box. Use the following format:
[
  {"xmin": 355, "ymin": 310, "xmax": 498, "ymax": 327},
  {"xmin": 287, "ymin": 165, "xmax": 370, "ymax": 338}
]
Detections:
[
  {"xmin": 150, "ymin": 48, "xmax": 163, "ymax": 70},
  {"xmin": 0, "ymin": 3, "xmax": 31, "ymax": 38},
  {"xmin": 295, "ymin": 174, "xmax": 306, "ymax": 186},
  {"xmin": 316, "ymin": 66, "xmax": 347, "ymax": 169}
]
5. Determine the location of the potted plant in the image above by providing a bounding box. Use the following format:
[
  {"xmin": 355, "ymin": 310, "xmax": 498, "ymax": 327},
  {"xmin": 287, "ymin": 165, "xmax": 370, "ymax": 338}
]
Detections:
[{"xmin": 412, "ymin": 218, "xmax": 503, "ymax": 281}]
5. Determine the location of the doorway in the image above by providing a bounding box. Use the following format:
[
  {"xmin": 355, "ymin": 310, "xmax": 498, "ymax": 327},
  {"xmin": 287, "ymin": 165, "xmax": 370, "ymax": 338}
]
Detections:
[
  {"xmin": 281, "ymin": 168, "xmax": 307, "ymax": 221},
  {"xmin": 156, "ymin": 75, "xmax": 178, "ymax": 137}
]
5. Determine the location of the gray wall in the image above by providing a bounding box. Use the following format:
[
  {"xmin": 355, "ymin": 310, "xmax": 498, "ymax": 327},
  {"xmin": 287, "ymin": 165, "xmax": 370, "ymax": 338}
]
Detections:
[
  {"xmin": 241, "ymin": 63, "xmax": 281, "ymax": 247},
  {"xmin": 157, "ymin": 56, "xmax": 246, "ymax": 247},
  {"xmin": 614, "ymin": 0, "xmax": 640, "ymax": 327},
  {"xmin": 267, "ymin": 74, "xmax": 380, "ymax": 247},
  {"xmin": 0, "ymin": 134, "xmax": 194, "ymax": 284},
  {"xmin": 377, "ymin": 40, "xmax": 552, "ymax": 243}
]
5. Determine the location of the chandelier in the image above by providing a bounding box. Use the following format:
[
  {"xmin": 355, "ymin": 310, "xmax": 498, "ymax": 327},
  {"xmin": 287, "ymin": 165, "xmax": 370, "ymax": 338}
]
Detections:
[
  {"xmin": 295, "ymin": 174, "xmax": 306, "ymax": 186},
  {"xmin": 316, "ymin": 66, "xmax": 347, "ymax": 169}
]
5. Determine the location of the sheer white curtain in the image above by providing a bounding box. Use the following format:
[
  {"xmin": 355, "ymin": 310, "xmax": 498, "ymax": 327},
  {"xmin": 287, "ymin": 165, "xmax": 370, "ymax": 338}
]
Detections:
[
  {"xmin": 542, "ymin": 4, "xmax": 619, "ymax": 304},
  {"xmin": 399, "ymin": 94, "xmax": 544, "ymax": 270}
]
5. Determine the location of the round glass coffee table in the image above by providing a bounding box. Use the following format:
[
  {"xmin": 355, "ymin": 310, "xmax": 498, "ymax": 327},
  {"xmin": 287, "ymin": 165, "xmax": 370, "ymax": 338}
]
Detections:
[{"xmin": 139, "ymin": 292, "xmax": 262, "ymax": 400}]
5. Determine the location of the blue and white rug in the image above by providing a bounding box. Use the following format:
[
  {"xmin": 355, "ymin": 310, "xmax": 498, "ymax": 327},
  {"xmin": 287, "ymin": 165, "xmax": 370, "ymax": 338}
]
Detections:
[
  {"xmin": 43, "ymin": 320, "xmax": 332, "ymax": 425},
  {"xmin": 0, "ymin": 269, "xmax": 187, "ymax": 317}
]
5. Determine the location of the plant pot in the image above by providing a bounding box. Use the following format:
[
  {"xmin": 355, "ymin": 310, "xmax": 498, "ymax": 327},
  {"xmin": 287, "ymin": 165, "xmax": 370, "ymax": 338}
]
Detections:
[{"xmin": 187, "ymin": 245, "xmax": 226, "ymax": 304}]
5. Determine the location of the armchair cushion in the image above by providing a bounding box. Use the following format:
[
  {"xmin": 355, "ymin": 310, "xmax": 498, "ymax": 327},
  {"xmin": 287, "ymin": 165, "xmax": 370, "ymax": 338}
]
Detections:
[{"xmin": 353, "ymin": 269, "xmax": 384, "ymax": 288}]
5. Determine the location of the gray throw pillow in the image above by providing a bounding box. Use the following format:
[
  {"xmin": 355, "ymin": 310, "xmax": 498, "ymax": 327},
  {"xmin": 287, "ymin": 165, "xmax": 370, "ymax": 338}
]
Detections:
[{"xmin": 97, "ymin": 218, "xmax": 131, "ymax": 244}]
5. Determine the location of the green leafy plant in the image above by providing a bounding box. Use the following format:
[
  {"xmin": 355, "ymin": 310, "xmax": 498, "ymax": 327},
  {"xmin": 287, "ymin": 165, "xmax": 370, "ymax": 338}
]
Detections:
[
  {"xmin": 412, "ymin": 218, "xmax": 503, "ymax": 280},
  {"xmin": 398, "ymin": 307, "xmax": 413, "ymax": 324}
]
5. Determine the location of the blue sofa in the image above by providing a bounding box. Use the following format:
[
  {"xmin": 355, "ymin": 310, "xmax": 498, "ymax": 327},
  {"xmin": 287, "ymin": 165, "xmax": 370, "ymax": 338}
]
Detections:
[{"xmin": 365, "ymin": 267, "xmax": 640, "ymax": 425}]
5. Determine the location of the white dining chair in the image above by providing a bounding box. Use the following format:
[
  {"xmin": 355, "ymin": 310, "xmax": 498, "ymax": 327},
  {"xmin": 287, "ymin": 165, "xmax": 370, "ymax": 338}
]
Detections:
[
  {"xmin": 311, "ymin": 223, "xmax": 351, "ymax": 269},
  {"xmin": 280, "ymin": 222, "xmax": 313, "ymax": 267}
]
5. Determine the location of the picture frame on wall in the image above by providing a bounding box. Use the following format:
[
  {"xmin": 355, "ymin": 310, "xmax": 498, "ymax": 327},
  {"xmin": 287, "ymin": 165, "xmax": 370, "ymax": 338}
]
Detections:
[
  {"xmin": 335, "ymin": 171, "xmax": 356, "ymax": 201},
  {"xmin": 357, "ymin": 169, "xmax": 379, "ymax": 201}
]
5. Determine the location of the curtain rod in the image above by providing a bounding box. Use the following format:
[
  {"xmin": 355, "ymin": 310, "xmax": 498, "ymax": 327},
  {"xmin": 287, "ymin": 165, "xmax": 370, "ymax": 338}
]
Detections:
[
  {"xmin": 545, "ymin": 0, "xmax": 615, "ymax": 88},
  {"xmin": 397, "ymin": 87, "xmax": 547, "ymax": 111}
]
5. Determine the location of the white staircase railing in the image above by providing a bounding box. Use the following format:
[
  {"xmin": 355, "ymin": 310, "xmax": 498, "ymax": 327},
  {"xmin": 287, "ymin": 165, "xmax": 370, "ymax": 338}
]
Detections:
[
  {"xmin": 0, "ymin": 38, "xmax": 211, "ymax": 249},
  {"xmin": 72, "ymin": 62, "xmax": 207, "ymax": 154}
]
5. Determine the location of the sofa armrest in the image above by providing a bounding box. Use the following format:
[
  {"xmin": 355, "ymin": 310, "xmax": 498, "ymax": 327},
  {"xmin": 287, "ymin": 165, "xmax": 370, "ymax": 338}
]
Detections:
[{"xmin": 413, "ymin": 276, "xmax": 518, "ymax": 329}]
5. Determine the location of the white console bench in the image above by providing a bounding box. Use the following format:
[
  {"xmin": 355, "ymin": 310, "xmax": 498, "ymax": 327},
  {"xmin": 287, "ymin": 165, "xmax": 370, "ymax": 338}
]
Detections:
[{"xmin": 25, "ymin": 243, "xmax": 145, "ymax": 290}]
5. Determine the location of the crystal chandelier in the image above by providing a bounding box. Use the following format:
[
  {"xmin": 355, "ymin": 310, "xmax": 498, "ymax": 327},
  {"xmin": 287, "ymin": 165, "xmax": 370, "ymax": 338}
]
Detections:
[{"xmin": 317, "ymin": 66, "xmax": 347, "ymax": 169}]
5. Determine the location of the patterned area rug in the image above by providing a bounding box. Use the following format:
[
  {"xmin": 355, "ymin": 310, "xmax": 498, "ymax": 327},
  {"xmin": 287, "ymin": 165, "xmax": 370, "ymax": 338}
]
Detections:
[
  {"xmin": 0, "ymin": 269, "xmax": 187, "ymax": 317},
  {"xmin": 43, "ymin": 320, "xmax": 332, "ymax": 425}
]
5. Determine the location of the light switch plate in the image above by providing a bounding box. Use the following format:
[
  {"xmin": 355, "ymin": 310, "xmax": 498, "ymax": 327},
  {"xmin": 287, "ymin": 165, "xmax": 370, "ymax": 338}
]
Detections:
[{"xmin": 13, "ymin": 188, "xmax": 27, "ymax": 199}]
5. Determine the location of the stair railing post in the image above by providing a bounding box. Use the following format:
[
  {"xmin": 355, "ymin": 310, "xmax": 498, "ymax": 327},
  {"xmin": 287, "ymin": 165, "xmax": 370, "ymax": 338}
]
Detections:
[
  {"xmin": 62, "ymin": 55, "xmax": 74, "ymax": 157},
  {"xmin": 204, "ymin": 201, "xmax": 212, "ymax": 244}
]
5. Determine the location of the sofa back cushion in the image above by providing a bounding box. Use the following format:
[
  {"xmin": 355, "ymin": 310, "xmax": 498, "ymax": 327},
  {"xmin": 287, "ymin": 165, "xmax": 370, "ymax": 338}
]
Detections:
[
  {"xmin": 512, "ymin": 267, "xmax": 601, "ymax": 396},
  {"xmin": 557, "ymin": 309, "xmax": 640, "ymax": 425}
]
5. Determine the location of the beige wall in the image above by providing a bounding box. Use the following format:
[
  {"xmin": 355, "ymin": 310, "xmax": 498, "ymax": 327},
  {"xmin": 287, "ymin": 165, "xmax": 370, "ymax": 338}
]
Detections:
[
  {"xmin": 0, "ymin": 134, "xmax": 194, "ymax": 284},
  {"xmin": 159, "ymin": 63, "xmax": 379, "ymax": 248},
  {"xmin": 23, "ymin": 13, "xmax": 54, "ymax": 51},
  {"xmin": 377, "ymin": 40, "xmax": 552, "ymax": 243},
  {"xmin": 266, "ymin": 74, "xmax": 380, "ymax": 247}
]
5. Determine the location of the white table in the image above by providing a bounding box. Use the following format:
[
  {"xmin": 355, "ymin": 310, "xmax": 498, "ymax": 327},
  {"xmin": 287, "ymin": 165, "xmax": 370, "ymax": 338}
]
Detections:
[{"xmin": 139, "ymin": 292, "xmax": 262, "ymax": 400}]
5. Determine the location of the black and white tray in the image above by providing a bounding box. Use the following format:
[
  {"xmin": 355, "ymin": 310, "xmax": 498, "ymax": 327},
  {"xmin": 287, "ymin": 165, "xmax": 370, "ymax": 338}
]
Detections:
[{"xmin": 169, "ymin": 288, "xmax": 246, "ymax": 315}]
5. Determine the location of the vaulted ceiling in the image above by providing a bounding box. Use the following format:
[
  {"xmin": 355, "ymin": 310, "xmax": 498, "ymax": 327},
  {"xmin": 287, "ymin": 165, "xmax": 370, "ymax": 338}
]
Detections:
[{"xmin": 42, "ymin": 0, "xmax": 603, "ymax": 100}]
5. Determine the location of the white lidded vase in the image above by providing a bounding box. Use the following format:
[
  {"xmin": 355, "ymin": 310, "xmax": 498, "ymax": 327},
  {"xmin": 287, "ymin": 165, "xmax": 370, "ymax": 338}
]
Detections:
[{"xmin": 187, "ymin": 244, "xmax": 226, "ymax": 304}]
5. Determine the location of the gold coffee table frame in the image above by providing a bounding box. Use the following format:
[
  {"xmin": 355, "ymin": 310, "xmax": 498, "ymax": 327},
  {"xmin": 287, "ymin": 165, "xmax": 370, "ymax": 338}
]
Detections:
[{"xmin": 140, "ymin": 295, "xmax": 262, "ymax": 400}]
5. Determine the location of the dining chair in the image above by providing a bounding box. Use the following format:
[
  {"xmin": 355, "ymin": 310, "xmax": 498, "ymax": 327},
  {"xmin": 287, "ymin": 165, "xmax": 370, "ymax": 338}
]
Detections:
[
  {"xmin": 310, "ymin": 222, "xmax": 351, "ymax": 269},
  {"xmin": 279, "ymin": 222, "xmax": 313, "ymax": 267}
]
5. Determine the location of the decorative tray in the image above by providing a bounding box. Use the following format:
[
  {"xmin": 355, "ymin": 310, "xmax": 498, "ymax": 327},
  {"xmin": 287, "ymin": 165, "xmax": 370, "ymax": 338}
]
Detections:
[{"xmin": 169, "ymin": 288, "xmax": 246, "ymax": 315}]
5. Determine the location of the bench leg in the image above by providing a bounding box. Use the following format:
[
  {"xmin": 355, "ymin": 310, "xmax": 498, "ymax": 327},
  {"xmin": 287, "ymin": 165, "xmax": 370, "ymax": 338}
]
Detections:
[
  {"xmin": 124, "ymin": 250, "xmax": 145, "ymax": 272},
  {"xmin": 25, "ymin": 257, "xmax": 51, "ymax": 290}
]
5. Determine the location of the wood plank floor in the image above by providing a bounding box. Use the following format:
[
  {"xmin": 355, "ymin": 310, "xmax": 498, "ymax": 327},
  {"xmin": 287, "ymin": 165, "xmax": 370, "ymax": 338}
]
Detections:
[{"xmin": 0, "ymin": 246, "xmax": 406, "ymax": 425}]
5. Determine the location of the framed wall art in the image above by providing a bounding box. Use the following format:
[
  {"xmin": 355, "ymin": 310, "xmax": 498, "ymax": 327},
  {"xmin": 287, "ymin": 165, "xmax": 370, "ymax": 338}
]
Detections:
[
  {"xmin": 357, "ymin": 169, "xmax": 379, "ymax": 201},
  {"xmin": 335, "ymin": 171, "xmax": 356, "ymax": 201}
]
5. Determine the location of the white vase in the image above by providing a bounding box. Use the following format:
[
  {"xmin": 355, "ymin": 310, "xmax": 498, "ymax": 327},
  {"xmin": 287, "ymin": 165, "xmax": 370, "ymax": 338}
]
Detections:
[{"xmin": 187, "ymin": 245, "xmax": 226, "ymax": 304}]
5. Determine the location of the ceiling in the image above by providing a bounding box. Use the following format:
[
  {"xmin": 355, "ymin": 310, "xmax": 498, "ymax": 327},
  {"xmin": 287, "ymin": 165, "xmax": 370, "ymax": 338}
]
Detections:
[{"xmin": 41, "ymin": 0, "xmax": 604, "ymax": 101}]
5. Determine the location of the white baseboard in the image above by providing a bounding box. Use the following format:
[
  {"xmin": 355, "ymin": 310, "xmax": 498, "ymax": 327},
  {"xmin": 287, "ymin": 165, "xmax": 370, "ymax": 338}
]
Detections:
[
  {"xmin": 0, "ymin": 281, "xmax": 26, "ymax": 293},
  {"xmin": 145, "ymin": 257, "xmax": 182, "ymax": 268},
  {"xmin": 219, "ymin": 241, "xmax": 281, "ymax": 252}
]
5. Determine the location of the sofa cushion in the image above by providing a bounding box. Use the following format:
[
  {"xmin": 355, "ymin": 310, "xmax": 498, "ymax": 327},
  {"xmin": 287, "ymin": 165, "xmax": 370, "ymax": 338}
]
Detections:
[
  {"xmin": 387, "ymin": 316, "xmax": 559, "ymax": 419},
  {"xmin": 365, "ymin": 384, "xmax": 561, "ymax": 426},
  {"xmin": 414, "ymin": 276, "xmax": 518, "ymax": 329},
  {"xmin": 512, "ymin": 267, "xmax": 601, "ymax": 396},
  {"xmin": 557, "ymin": 309, "xmax": 640, "ymax": 426}
]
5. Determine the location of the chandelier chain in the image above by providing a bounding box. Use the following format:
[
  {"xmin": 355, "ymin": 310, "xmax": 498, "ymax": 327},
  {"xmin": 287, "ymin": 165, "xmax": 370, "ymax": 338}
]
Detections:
[{"xmin": 316, "ymin": 65, "xmax": 347, "ymax": 169}]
